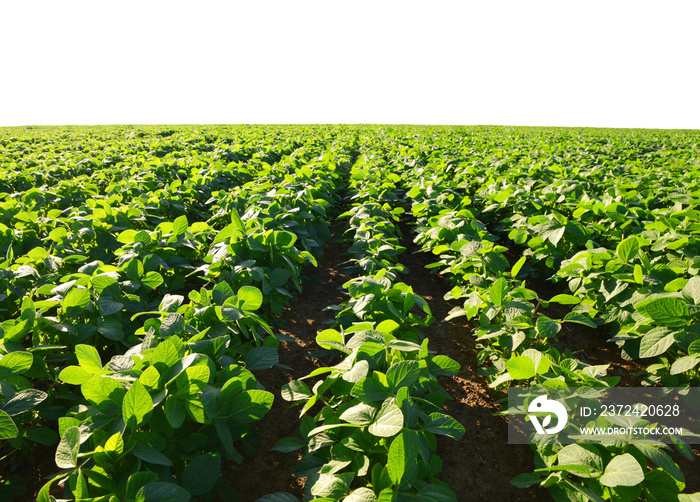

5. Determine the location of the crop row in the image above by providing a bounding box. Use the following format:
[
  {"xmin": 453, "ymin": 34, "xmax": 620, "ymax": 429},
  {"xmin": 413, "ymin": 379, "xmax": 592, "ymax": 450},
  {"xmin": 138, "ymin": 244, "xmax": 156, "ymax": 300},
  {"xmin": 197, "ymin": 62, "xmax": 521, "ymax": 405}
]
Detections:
[
  {"xmin": 403, "ymin": 158, "xmax": 699, "ymax": 500},
  {"xmin": 270, "ymin": 155, "xmax": 464, "ymax": 501},
  {"xmin": 1, "ymin": 134, "xmax": 355, "ymax": 501}
]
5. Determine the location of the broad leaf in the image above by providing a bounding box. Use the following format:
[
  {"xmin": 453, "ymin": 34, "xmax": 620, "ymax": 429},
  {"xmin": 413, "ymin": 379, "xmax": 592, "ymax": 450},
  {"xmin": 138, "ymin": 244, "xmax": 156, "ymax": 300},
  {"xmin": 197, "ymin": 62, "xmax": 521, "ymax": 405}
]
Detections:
[
  {"xmin": 123, "ymin": 380, "xmax": 153, "ymax": 430},
  {"xmin": 599, "ymin": 454, "xmax": 644, "ymax": 487},
  {"xmin": 387, "ymin": 430, "xmax": 420, "ymax": 488}
]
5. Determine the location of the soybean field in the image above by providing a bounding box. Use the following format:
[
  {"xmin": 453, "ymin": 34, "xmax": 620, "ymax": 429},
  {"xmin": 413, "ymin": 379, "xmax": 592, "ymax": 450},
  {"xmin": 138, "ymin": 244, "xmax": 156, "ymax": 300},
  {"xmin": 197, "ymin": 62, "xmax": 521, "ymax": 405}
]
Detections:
[{"xmin": 1, "ymin": 124, "xmax": 699, "ymax": 501}]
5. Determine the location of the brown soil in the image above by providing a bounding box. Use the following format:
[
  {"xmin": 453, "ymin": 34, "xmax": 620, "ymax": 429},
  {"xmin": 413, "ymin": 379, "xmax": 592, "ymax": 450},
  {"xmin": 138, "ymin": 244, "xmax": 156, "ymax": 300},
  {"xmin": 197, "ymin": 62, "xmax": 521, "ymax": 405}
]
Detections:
[
  {"xmin": 396, "ymin": 221, "xmax": 548, "ymax": 501},
  {"xmin": 224, "ymin": 226, "xmax": 352, "ymax": 501}
]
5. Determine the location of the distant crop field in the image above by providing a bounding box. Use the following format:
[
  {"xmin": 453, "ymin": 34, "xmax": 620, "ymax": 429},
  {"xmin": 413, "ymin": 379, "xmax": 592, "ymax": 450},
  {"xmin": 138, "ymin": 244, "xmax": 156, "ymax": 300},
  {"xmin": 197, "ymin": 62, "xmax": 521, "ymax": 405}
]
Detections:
[{"xmin": 1, "ymin": 124, "xmax": 699, "ymax": 501}]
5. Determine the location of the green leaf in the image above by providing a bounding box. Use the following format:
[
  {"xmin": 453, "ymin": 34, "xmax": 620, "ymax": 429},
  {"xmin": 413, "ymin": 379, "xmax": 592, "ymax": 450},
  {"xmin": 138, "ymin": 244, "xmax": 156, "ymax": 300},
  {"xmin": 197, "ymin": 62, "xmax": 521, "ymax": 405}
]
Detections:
[
  {"xmin": 55, "ymin": 426, "xmax": 80, "ymax": 469},
  {"xmin": 160, "ymin": 313, "xmax": 184, "ymax": 337},
  {"xmin": 97, "ymin": 317, "xmax": 124, "ymax": 341},
  {"xmin": 510, "ymin": 256, "xmax": 526, "ymax": 279},
  {"xmin": 1, "ymin": 389, "xmax": 48, "ymax": 416},
  {"xmin": 62, "ymin": 288, "xmax": 91, "ymax": 317},
  {"xmin": 616, "ymin": 237, "xmax": 640, "ymax": 263},
  {"xmin": 117, "ymin": 229, "xmax": 137, "ymax": 244},
  {"xmin": 173, "ymin": 215, "xmax": 188, "ymax": 237},
  {"xmin": 386, "ymin": 361, "xmax": 421, "ymax": 392},
  {"xmin": 159, "ymin": 294, "xmax": 184, "ymax": 313},
  {"xmin": 599, "ymin": 454, "xmax": 644, "ymax": 487},
  {"xmin": 682, "ymin": 276, "xmax": 700, "ymax": 305},
  {"xmin": 351, "ymin": 377, "xmax": 391, "ymax": 402},
  {"xmin": 271, "ymin": 230, "xmax": 297, "ymax": 249},
  {"xmin": 506, "ymin": 356, "xmax": 536, "ymax": 380},
  {"xmin": 557, "ymin": 444, "xmax": 604, "ymax": 478},
  {"xmin": 140, "ymin": 482, "xmax": 191, "ymax": 502},
  {"xmin": 376, "ymin": 319, "xmax": 400, "ymax": 333},
  {"xmin": 49, "ymin": 227, "xmax": 68, "ymax": 243},
  {"xmin": 0, "ymin": 410, "xmax": 18, "ymax": 439},
  {"xmin": 272, "ymin": 437, "xmax": 307, "ymax": 453},
  {"xmin": 215, "ymin": 418, "xmax": 238, "ymax": 460},
  {"xmin": 75, "ymin": 344, "xmax": 103, "ymax": 374},
  {"xmin": 309, "ymin": 472, "xmax": 353, "ymax": 499},
  {"xmin": 316, "ymin": 329, "xmax": 346, "ymax": 351},
  {"xmin": 510, "ymin": 473, "xmax": 544, "ymax": 488},
  {"xmin": 246, "ymin": 346, "xmax": 278, "ymax": 371},
  {"xmin": 238, "ymin": 285, "xmax": 263, "ymax": 311},
  {"xmin": 104, "ymin": 432, "xmax": 124, "ymax": 457},
  {"xmin": 281, "ymin": 380, "xmax": 312, "ymax": 402},
  {"xmin": 1, "ymin": 318, "xmax": 32, "ymax": 343},
  {"xmin": 417, "ymin": 484, "xmax": 458, "ymax": 502},
  {"xmin": 97, "ymin": 298, "xmax": 124, "ymax": 316},
  {"xmin": 125, "ymin": 259, "xmax": 144, "ymax": 281},
  {"xmin": 269, "ymin": 268, "xmax": 290, "ymax": 288},
  {"xmin": 639, "ymin": 331, "xmax": 676, "ymax": 359},
  {"xmin": 639, "ymin": 298, "xmax": 689, "ymax": 327},
  {"xmin": 549, "ymin": 294, "xmax": 581, "ymax": 305},
  {"xmin": 387, "ymin": 340, "xmax": 424, "ymax": 352},
  {"xmin": 59, "ymin": 365, "xmax": 93, "ymax": 385},
  {"xmin": 489, "ymin": 278, "xmax": 508, "ymax": 307},
  {"xmin": 81, "ymin": 375, "xmax": 125, "ymax": 408},
  {"xmin": 423, "ymin": 413, "xmax": 465, "ymax": 440},
  {"xmin": 536, "ymin": 220, "xmax": 566, "ymax": 247},
  {"xmin": 131, "ymin": 444, "xmax": 173, "ymax": 466},
  {"xmin": 339, "ymin": 402, "xmax": 377, "ymax": 425},
  {"xmin": 25, "ymin": 426, "xmax": 59, "ymax": 445},
  {"xmin": 123, "ymin": 380, "xmax": 153, "ymax": 431},
  {"xmin": 368, "ymin": 402, "xmax": 403, "ymax": 437},
  {"xmin": 640, "ymin": 469, "xmax": 680, "ymax": 501},
  {"xmin": 228, "ymin": 390, "xmax": 274, "ymax": 422},
  {"xmin": 134, "ymin": 230, "xmax": 151, "ymax": 245},
  {"xmin": 536, "ymin": 316, "xmax": 560, "ymax": 338},
  {"xmin": 141, "ymin": 271, "xmax": 164, "ymax": 290},
  {"xmin": 344, "ymin": 487, "xmax": 377, "ymax": 502},
  {"xmin": 635, "ymin": 443, "xmax": 684, "ymax": 483},
  {"xmin": 670, "ymin": 355, "xmax": 700, "ymax": 375},
  {"xmin": 563, "ymin": 312, "xmax": 597, "ymax": 328},
  {"xmin": 181, "ymin": 453, "xmax": 221, "ymax": 496},
  {"xmin": 0, "ymin": 351, "xmax": 33, "ymax": 377},
  {"xmin": 388, "ymin": 430, "xmax": 420, "ymax": 488},
  {"xmin": 343, "ymin": 360, "xmax": 370, "ymax": 384},
  {"xmin": 428, "ymin": 355, "xmax": 460, "ymax": 376},
  {"xmin": 126, "ymin": 471, "xmax": 157, "ymax": 500}
]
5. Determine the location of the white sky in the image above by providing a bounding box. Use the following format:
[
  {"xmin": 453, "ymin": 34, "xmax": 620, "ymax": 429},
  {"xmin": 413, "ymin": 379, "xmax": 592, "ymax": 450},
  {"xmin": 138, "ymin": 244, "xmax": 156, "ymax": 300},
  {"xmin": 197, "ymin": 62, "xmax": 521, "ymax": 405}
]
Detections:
[{"xmin": 1, "ymin": 1, "xmax": 698, "ymax": 129}]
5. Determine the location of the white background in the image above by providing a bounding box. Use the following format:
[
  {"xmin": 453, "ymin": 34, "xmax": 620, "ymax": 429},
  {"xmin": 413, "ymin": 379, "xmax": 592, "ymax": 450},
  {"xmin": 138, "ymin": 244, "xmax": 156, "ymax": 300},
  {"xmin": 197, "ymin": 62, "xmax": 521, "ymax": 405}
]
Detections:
[{"xmin": 1, "ymin": 1, "xmax": 698, "ymax": 129}]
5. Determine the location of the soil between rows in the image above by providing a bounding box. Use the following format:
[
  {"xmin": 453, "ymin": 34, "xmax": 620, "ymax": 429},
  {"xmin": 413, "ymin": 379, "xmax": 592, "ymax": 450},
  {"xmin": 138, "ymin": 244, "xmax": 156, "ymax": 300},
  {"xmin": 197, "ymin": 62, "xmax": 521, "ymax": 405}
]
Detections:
[
  {"xmin": 226, "ymin": 220, "xmax": 547, "ymax": 501},
  {"xmin": 225, "ymin": 225, "xmax": 352, "ymax": 500}
]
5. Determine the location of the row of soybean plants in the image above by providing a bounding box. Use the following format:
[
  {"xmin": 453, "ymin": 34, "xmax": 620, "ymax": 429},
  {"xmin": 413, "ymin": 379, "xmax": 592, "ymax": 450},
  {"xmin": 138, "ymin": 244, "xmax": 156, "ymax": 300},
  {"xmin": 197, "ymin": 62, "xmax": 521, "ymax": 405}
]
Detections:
[
  {"xmin": 269, "ymin": 154, "xmax": 465, "ymax": 502},
  {"xmin": 402, "ymin": 140, "xmax": 700, "ymax": 500},
  {"xmin": 467, "ymin": 154, "xmax": 700, "ymax": 389},
  {"xmin": 0, "ymin": 125, "xmax": 301, "ymax": 196},
  {"xmin": 405, "ymin": 125, "xmax": 700, "ymax": 389},
  {"xmin": 0, "ymin": 131, "xmax": 348, "ymax": 501}
]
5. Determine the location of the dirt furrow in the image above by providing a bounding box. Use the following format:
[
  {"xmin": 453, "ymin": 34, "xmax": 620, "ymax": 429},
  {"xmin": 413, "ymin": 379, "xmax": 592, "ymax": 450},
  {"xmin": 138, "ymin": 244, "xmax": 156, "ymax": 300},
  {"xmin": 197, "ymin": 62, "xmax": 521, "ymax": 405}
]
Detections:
[
  {"xmin": 395, "ymin": 220, "xmax": 548, "ymax": 501},
  {"xmin": 225, "ymin": 225, "xmax": 351, "ymax": 500}
]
